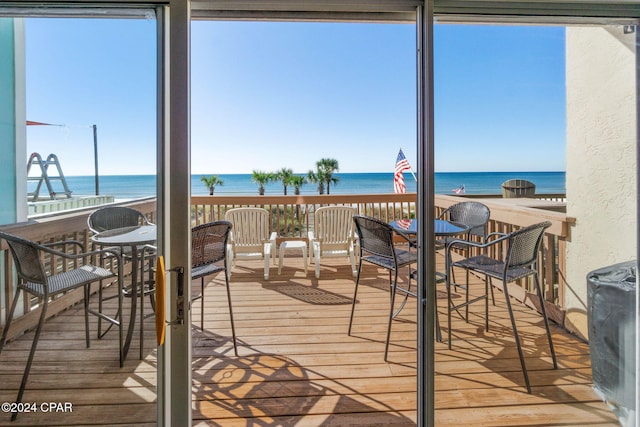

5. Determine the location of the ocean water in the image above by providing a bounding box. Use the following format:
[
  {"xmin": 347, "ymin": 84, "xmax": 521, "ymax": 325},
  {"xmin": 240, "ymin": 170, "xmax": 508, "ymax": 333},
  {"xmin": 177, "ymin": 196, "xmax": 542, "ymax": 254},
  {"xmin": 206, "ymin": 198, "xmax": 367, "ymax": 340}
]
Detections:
[{"xmin": 45, "ymin": 172, "xmax": 565, "ymax": 199}]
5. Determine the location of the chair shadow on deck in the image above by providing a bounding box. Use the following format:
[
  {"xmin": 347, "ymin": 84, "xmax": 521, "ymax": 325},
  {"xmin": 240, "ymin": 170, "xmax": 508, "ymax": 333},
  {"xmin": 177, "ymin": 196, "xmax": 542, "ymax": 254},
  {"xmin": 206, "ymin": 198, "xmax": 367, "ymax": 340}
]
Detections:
[
  {"xmin": 443, "ymin": 309, "xmax": 598, "ymax": 395},
  {"xmin": 225, "ymin": 259, "xmax": 357, "ymax": 305},
  {"xmin": 262, "ymin": 280, "xmax": 353, "ymax": 305},
  {"xmin": 192, "ymin": 329, "xmax": 415, "ymax": 426}
]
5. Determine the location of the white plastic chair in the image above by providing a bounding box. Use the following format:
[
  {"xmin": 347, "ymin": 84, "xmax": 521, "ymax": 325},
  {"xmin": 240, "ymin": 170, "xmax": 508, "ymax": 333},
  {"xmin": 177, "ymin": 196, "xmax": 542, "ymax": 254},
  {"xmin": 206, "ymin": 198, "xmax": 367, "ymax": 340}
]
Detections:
[
  {"xmin": 224, "ymin": 207, "xmax": 277, "ymax": 280},
  {"xmin": 308, "ymin": 206, "xmax": 357, "ymax": 279}
]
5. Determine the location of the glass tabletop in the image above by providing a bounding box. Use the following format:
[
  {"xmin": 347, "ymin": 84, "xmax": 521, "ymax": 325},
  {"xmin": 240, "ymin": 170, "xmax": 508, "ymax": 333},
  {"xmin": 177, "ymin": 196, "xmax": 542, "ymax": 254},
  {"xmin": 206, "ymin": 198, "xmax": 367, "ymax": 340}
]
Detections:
[
  {"xmin": 389, "ymin": 219, "xmax": 469, "ymax": 237},
  {"xmin": 91, "ymin": 224, "xmax": 157, "ymax": 246}
]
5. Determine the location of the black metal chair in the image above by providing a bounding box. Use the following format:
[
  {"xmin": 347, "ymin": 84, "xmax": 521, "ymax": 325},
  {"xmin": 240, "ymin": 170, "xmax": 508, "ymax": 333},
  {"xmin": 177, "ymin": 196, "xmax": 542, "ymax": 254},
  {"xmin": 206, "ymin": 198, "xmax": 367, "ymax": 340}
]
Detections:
[
  {"xmin": 348, "ymin": 215, "xmax": 417, "ymax": 361},
  {"xmin": 437, "ymin": 201, "xmax": 491, "ymax": 246},
  {"xmin": 446, "ymin": 221, "xmax": 557, "ymax": 393},
  {"xmin": 87, "ymin": 206, "xmax": 156, "ymax": 340},
  {"xmin": 437, "ymin": 201, "xmax": 491, "ymax": 322},
  {"xmin": 0, "ymin": 231, "xmax": 122, "ymax": 421},
  {"xmin": 191, "ymin": 221, "xmax": 237, "ymax": 356}
]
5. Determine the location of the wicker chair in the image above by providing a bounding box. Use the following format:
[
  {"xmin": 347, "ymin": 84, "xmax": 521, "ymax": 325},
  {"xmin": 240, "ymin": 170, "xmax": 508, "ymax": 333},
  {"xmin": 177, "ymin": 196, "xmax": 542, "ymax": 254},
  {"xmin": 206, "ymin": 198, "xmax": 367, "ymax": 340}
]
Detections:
[
  {"xmin": 191, "ymin": 221, "xmax": 237, "ymax": 356},
  {"xmin": 437, "ymin": 201, "xmax": 491, "ymax": 322},
  {"xmin": 437, "ymin": 201, "xmax": 490, "ymax": 245},
  {"xmin": 446, "ymin": 221, "xmax": 557, "ymax": 393},
  {"xmin": 348, "ymin": 215, "xmax": 417, "ymax": 361},
  {"xmin": 308, "ymin": 206, "xmax": 357, "ymax": 278},
  {"xmin": 224, "ymin": 207, "xmax": 277, "ymax": 280},
  {"xmin": 87, "ymin": 206, "xmax": 153, "ymax": 233},
  {"xmin": 0, "ymin": 231, "xmax": 122, "ymax": 420},
  {"xmin": 501, "ymin": 179, "xmax": 536, "ymax": 198}
]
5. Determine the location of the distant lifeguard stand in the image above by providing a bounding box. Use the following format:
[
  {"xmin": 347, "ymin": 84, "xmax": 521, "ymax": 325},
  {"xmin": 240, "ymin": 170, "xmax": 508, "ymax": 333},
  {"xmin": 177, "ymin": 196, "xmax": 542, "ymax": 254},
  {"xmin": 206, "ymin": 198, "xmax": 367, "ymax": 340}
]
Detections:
[{"xmin": 27, "ymin": 152, "xmax": 72, "ymax": 201}]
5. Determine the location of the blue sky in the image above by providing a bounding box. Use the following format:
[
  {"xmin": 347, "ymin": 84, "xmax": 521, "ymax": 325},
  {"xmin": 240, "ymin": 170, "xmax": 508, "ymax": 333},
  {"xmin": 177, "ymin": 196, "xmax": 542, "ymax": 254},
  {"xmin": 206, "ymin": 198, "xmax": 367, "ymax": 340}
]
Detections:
[{"xmin": 24, "ymin": 18, "xmax": 566, "ymax": 176}]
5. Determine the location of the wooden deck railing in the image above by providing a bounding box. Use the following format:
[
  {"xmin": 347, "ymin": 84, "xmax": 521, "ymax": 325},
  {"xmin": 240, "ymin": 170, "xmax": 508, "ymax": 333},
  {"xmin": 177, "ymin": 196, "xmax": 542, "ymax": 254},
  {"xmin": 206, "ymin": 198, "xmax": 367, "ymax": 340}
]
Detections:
[{"xmin": 1, "ymin": 193, "xmax": 574, "ymax": 339}]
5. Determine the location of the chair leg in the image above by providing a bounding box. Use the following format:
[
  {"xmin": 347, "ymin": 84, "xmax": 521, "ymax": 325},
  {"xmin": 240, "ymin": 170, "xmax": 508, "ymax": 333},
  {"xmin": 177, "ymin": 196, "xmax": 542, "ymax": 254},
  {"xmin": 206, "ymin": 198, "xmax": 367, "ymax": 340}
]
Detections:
[
  {"xmin": 309, "ymin": 240, "xmax": 320, "ymax": 279},
  {"xmin": 502, "ymin": 279, "xmax": 532, "ymax": 393},
  {"xmin": 314, "ymin": 243, "xmax": 321, "ymax": 279},
  {"xmin": 434, "ymin": 273, "xmax": 444, "ymax": 342},
  {"xmin": 349, "ymin": 248, "xmax": 356, "ymax": 277},
  {"xmin": 392, "ymin": 268, "xmax": 411, "ymax": 318},
  {"xmin": 263, "ymin": 244, "xmax": 270, "ymax": 280},
  {"xmin": 148, "ymin": 261, "xmax": 156, "ymax": 312},
  {"xmin": 434, "ymin": 303, "xmax": 442, "ymax": 342},
  {"xmin": 490, "ymin": 277, "xmax": 496, "ymax": 306},
  {"xmin": 98, "ymin": 279, "xmax": 104, "ymax": 338},
  {"xmin": 533, "ymin": 274, "xmax": 557, "ymax": 369},
  {"xmin": 384, "ymin": 270, "xmax": 399, "ymax": 361},
  {"xmin": 200, "ymin": 277, "xmax": 205, "ymax": 330},
  {"xmin": 0, "ymin": 288, "xmax": 21, "ymax": 354},
  {"xmin": 224, "ymin": 272, "xmax": 238, "ymax": 356},
  {"xmin": 465, "ymin": 268, "xmax": 470, "ymax": 321},
  {"xmin": 226, "ymin": 246, "xmax": 234, "ymax": 277},
  {"xmin": 12, "ymin": 296, "xmax": 49, "ymax": 421},
  {"xmin": 485, "ymin": 276, "xmax": 489, "ymax": 332},
  {"xmin": 84, "ymin": 285, "xmax": 90, "ymax": 348},
  {"xmin": 447, "ymin": 273, "xmax": 453, "ymax": 350},
  {"xmin": 140, "ymin": 259, "xmax": 145, "ymax": 360},
  {"xmin": 348, "ymin": 260, "xmax": 363, "ymax": 336},
  {"xmin": 96, "ymin": 279, "xmax": 120, "ymax": 340},
  {"xmin": 117, "ymin": 279, "xmax": 124, "ymax": 367}
]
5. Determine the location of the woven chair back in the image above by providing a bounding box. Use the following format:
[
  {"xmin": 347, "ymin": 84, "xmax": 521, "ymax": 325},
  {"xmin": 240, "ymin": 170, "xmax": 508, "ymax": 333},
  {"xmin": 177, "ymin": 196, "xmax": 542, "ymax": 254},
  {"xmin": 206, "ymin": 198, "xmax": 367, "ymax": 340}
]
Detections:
[
  {"xmin": 442, "ymin": 201, "xmax": 490, "ymax": 238},
  {"xmin": 192, "ymin": 221, "xmax": 231, "ymax": 267},
  {"xmin": 88, "ymin": 206, "xmax": 150, "ymax": 233},
  {"xmin": 0, "ymin": 231, "xmax": 48, "ymax": 285},
  {"xmin": 353, "ymin": 215, "xmax": 395, "ymax": 260},
  {"xmin": 506, "ymin": 221, "xmax": 551, "ymax": 269}
]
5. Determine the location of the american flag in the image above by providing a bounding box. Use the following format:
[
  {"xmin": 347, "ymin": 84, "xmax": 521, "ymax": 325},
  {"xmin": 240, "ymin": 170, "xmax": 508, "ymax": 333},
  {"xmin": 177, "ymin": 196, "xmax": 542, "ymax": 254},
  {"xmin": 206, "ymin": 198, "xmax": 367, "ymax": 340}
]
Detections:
[
  {"xmin": 394, "ymin": 149, "xmax": 412, "ymax": 194},
  {"xmin": 395, "ymin": 219, "xmax": 412, "ymax": 230}
]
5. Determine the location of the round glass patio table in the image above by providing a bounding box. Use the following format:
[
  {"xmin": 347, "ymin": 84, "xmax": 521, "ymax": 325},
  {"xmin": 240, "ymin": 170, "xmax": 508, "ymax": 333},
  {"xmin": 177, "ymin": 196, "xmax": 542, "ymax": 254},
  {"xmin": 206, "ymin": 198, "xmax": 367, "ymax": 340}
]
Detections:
[
  {"xmin": 92, "ymin": 224, "xmax": 156, "ymax": 361},
  {"xmin": 388, "ymin": 218, "xmax": 470, "ymax": 342}
]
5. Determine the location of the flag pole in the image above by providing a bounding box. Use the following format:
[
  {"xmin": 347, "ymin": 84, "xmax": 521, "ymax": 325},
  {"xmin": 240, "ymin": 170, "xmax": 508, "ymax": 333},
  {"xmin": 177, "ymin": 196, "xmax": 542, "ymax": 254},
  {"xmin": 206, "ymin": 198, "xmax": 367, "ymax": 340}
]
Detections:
[
  {"xmin": 400, "ymin": 147, "xmax": 418, "ymax": 182},
  {"xmin": 92, "ymin": 124, "xmax": 99, "ymax": 195}
]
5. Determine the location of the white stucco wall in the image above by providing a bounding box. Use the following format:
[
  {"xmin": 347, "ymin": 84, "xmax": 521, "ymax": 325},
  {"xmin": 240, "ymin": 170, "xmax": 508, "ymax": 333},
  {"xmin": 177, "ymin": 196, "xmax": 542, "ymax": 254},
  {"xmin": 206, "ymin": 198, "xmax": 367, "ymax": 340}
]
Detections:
[{"xmin": 565, "ymin": 26, "xmax": 637, "ymax": 339}]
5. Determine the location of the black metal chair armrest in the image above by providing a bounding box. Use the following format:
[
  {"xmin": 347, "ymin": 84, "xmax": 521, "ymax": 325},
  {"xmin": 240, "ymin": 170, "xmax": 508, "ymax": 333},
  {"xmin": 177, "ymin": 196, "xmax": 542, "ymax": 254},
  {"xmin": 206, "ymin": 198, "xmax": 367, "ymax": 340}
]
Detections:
[
  {"xmin": 37, "ymin": 243, "xmax": 123, "ymax": 274},
  {"xmin": 43, "ymin": 239, "xmax": 86, "ymax": 252},
  {"xmin": 40, "ymin": 245, "xmax": 122, "ymax": 262},
  {"xmin": 484, "ymin": 231, "xmax": 508, "ymax": 243},
  {"xmin": 141, "ymin": 244, "xmax": 157, "ymax": 255},
  {"xmin": 446, "ymin": 233, "xmax": 509, "ymax": 257}
]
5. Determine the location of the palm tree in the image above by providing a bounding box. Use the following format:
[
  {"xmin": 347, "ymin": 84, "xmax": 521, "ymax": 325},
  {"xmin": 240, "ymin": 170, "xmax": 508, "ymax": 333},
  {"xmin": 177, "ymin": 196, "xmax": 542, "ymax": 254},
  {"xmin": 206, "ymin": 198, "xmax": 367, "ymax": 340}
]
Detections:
[
  {"xmin": 308, "ymin": 168, "xmax": 325, "ymax": 195},
  {"xmin": 251, "ymin": 170, "xmax": 273, "ymax": 195},
  {"xmin": 276, "ymin": 168, "xmax": 294, "ymax": 195},
  {"xmin": 200, "ymin": 175, "xmax": 224, "ymax": 195},
  {"xmin": 317, "ymin": 158, "xmax": 340, "ymax": 195},
  {"xmin": 289, "ymin": 175, "xmax": 307, "ymax": 195}
]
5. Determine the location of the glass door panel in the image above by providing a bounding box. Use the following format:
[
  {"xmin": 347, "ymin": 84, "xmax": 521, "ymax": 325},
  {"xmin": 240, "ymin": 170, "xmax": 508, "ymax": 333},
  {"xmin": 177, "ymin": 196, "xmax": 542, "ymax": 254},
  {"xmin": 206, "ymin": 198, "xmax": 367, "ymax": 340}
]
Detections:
[{"xmin": 0, "ymin": 11, "xmax": 159, "ymax": 425}]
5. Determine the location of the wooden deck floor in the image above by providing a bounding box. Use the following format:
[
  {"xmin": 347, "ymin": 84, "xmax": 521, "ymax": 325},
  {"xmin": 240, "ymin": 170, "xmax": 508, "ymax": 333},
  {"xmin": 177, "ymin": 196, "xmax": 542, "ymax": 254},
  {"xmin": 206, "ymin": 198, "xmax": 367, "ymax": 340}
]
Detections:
[{"xmin": 0, "ymin": 254, "xmax": 619, "ymax": 426}]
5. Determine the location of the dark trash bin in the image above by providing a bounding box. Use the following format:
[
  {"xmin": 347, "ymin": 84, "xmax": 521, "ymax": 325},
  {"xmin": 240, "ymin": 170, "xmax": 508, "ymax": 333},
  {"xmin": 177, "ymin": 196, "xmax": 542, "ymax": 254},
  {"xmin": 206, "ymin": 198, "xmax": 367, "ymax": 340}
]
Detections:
[{"xmin": 587, "ymin": 260, "xmax": 636, "ymax": 424}]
